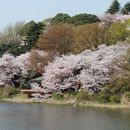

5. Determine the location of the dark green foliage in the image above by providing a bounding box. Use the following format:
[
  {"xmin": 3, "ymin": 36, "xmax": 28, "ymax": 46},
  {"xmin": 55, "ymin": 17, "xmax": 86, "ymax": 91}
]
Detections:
[
  {"xmin": 121, "ymin": 2, "xmax": 130, "ymax": 14},
  {"xmin": 106, "ymin": 0, "xmax": 121, "ymax": 14},
  {"xmin": 0, "ymin": 43, "xmax": 13, "ymax": 57},
  {"xmin": 20, "ymin": 20, "xmax": 44, "ymax": 50},
  {"xmin": 51, "ymin": 13, "xmax": 71, "ymax": 25},
  {"xmin": 76, "ymin": 89, "xmax": 89, "ymax": 101},
  {"xmin": 110, "ymin": 95, "xmax": 121, "ymax": 103},
  {"xmin": 70, "ymin": 13, "xmax": 100, "ymax": 26},
  {"xmin": 0, "ymin": 87, "xmax": 20, "ymax": 99},
  {"xmin": 51, "ymin": 13, "xmax": 100, "ymax": 26},
  {"xmin": 8, "ymin": 44, "xmax": 28, "ymax": 56},
  {"xmin": 0, "ymin": 43, "xmax": 30, "ymax": 56},
  {"xmin": 97, "ymin": 93, "xmax": 110, "ymax": 103}
]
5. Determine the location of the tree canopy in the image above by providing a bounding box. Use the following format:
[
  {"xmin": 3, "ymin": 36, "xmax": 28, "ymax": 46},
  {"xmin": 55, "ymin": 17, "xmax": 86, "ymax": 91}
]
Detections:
[
  {"xmin": 106, "ymin": 0, "xmax": 121, "ymax": 14},
  {"xmin": 70, "ymin": 13, "xmax": 100, "ymax": 26},
  {"xmin": 51, "ymin": 13, "xmax": 71, "ymax": 25},
  {"xmin": 37, "ymin": 23, "xmax": 74, "ymax": 54},
  {"xmin": 122, "ymin": 1, "xmax": 130, "ymax": 14},
  {"xmin": 50, "ymin": 13, "xmax": 100, "ymax": 26}
]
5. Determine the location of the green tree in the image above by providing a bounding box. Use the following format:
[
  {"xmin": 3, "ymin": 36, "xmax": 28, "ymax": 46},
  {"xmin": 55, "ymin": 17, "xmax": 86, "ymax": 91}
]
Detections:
[
  {"xmin": 70, "ymin": 13, "xmax": 100, "ymax": 26},
  {"xmin": 20, "ymin": 21, "xmax": 44, "ymax": 47},
  {"xmin": 18, "ymin": 21, "xmax": 44, "ymax": 54},
  {"xmin": 121, "ymin": 1, "xmax": 130, "ymax": 14},
  {"xmin": 0, "ymin": 21, "xmax": 45, "ymax": 56},
  {"xmin": 106, "ymin": 0, "xmax": 121, "ymax": 14},
  {"xmin": 74, "ymin": 23, "xmax": 110, "ymax": 53},
  {"xmin": 51, "ymin": 13, "xmax": 71, "ymax": 25},
  {"xmin": 50, "ymin": 13, "xmax": 100, "ymax": 26},
  {"xmin": 0, "ymin": 43, "xmax": 14, "ymax": 57}
]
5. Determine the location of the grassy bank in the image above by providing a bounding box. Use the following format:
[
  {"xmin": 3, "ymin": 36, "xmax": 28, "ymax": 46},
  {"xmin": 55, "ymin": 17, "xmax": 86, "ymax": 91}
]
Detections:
[
  {"xmin": 1, "ymin": 96, "xmax": 130, "ymax": 109},
  {"xmin": 0, "ymin": 88, "xmax": 130, "ymax": 109}
]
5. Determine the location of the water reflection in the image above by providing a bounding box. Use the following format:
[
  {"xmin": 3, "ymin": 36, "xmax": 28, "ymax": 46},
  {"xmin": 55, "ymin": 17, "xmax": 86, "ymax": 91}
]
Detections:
[{"xmin": 0, "ymin": 103, "xmax": 129, "ymax": 130}]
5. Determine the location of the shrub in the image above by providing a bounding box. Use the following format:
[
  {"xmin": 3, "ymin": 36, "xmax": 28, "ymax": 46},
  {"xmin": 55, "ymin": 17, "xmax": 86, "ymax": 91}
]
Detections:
[
  {"xmin": 89, "ymin": 93, "xmax": 98, "ymax": 101},
  {"xmin": 0, "ymin": 87, "xmax": 20, "ymax": 98},
  {"xmin": 5, "ymin": 87, "xmax": 20, "ymax": 97},
  {"xmin": 52, "ymin": 93, "xmax": 64, "ymax": 100},
  {"xmin": 29, "ymin": 50, "xmax": 49, "ymax": 74},
  {"xmin": 109, "ymin": 50, "xmax": 130, "ymax": 95},
  {"xmin": 37, "ymin": 23, "xmax": 74, "ymax": 54},
  {"xmin": 124, "ymin": 19, "xmax": 130, "ymax": 26},
  {"xmin": 97, "ymin": 93, "xmax": 110, "ymax": 103},
  {"xmin": 74, "ymin": 23, "xmax": 110, "ymax": 53},
  {"xmin": 0, "ymin": 42, "xmax": 33, "ymax": 57},
  {"xmin": 108, "ymin": 77, "xmax": 130, "ymax": 94},
  {"xmin": 110, "ymin": 95, "xmax": 121, "ymax": 103},
  {"xmin": 108, "ymin": 22, "xmax": 129, "ymax": 44},
  {"xmin": 76, "ymin": 89, "xmax": 89, "ymax": 101},
  {"xmin": 0, "ymin": 43, "xmax": 14, "ymax": 57},
  {"xmin": 124, "ymin": 91, "xmax": 130, "ymax": 102}
]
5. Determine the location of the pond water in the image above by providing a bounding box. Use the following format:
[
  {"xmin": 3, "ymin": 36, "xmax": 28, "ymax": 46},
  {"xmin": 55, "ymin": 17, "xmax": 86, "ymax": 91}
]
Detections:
[{"xmin": 0, "ymin": 103, "xmax": 130, "ymax": 130}]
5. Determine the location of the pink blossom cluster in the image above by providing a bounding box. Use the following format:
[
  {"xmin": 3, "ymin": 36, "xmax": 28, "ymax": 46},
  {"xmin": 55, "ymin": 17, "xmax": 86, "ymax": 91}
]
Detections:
[{"xmin": 42, "ymin": 43, "xmax": 129, "ymax": 93}]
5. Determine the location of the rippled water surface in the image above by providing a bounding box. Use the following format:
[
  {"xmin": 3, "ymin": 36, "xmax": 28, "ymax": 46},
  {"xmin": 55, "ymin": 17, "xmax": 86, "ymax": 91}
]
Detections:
[{"xmin": 0, "ymin": 103, "xmax": 130, "ymax": 130}]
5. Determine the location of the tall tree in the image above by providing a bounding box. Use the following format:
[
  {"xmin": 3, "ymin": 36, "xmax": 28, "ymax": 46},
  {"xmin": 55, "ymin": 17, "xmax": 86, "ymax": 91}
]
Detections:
[
  {"xmin": 51, "ymin": 13, "xmax": 71, "ymax": 25},
  {"xmin": 20, "ymin": 21, "xmax": 44, "ymax": 47},
  {"xmin": 106, "ymin": 0, "xmax": 121, "ymax": 14},
  {"xmin": 70, "ymin": 13, "xmax": 100, "ymax": 26},
  {"xmin": 37, "ymin": 23, "xmax": 74, "ymax": 54},
  {"xmin": 121, "ymin": 1, "xmax": 130, "ymax": 14},
  {"xmin": 0, "ymin": 21, "xmax": 25, "ymax": 44},
  {"xmin": 6, "ymin": 21, "xmax": 44, "ymax": 56},
  {"xmin": 18, "ymin": 20, "xmax": 45, "ymax": 55}
]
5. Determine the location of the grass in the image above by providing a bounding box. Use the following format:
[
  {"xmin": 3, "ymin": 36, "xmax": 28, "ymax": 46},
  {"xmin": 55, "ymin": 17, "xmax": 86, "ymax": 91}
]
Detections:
[
  {"xmin": 0, "ymin": 89, "xmax": 129, "ymax": 109},
  {"xmin": 1, "ymin": 94, "xmax": 130, "ymax": 109}
]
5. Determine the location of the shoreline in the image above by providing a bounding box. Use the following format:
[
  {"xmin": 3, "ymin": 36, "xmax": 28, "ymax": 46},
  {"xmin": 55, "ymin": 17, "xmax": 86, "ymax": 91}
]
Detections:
[{"xmin": 1, "ymin": 98, "xmax": 130, "ymax": 109}]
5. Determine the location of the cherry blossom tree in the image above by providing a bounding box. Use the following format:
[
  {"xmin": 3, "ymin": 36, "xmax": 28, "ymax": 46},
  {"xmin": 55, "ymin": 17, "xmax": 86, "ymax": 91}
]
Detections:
[
  {"xmin": 0, "ymin": 50, "xmax": 46, "ymax": 87},
  {"xmin": 41, "ymin": 43, "xmax": 129, "ymax": 94}
]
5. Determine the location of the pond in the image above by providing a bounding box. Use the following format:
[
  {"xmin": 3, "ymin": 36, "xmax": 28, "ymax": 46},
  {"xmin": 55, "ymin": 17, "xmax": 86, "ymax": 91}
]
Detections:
[{"xmin": 0, "ymin": 103, "xmax": 130, "ymax": 130}]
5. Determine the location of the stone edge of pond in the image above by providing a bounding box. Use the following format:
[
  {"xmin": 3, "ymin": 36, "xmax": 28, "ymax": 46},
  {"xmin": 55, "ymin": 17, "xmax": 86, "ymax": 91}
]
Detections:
[{"xmin": 0, "ymin": 98, "xmax": 130, "ymax": 109}]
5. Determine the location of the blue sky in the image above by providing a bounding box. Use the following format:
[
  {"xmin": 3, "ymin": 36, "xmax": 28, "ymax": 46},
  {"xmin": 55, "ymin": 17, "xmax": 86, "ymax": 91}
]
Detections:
[{"xmin": 0, "ymin": 0, "xmax": 128, "ymax": 29}]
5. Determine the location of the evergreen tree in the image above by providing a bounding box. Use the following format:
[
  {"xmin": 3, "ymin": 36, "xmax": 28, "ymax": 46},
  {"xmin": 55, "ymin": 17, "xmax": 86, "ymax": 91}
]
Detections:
[
  {"xmin": 70, "ymin": 13, "xmax": 100, "ymax": 26},
  {"xmin": 121, "ymin": 1, "xmax": 130, "ymax": 14},
  {"xmin": 51, "ymin": 13, "xmax": 71, "ymax": 25},
  {"xmin": 19, "ymin": 21, "xmax": 44, "ymax": 52},
  {"xmin": 106, "ymin": 0, "xmax": 121, "ymax": 14},
  {"xmin": 51, "ymin": 13, "xmax": 100, "ymax": 26}
]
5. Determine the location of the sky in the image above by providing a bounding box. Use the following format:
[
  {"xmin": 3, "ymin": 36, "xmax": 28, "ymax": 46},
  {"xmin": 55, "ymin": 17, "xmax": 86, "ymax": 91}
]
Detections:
[{"xmin": 0, "ymin": 0, "xmax": 128, "ymax": 29}]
